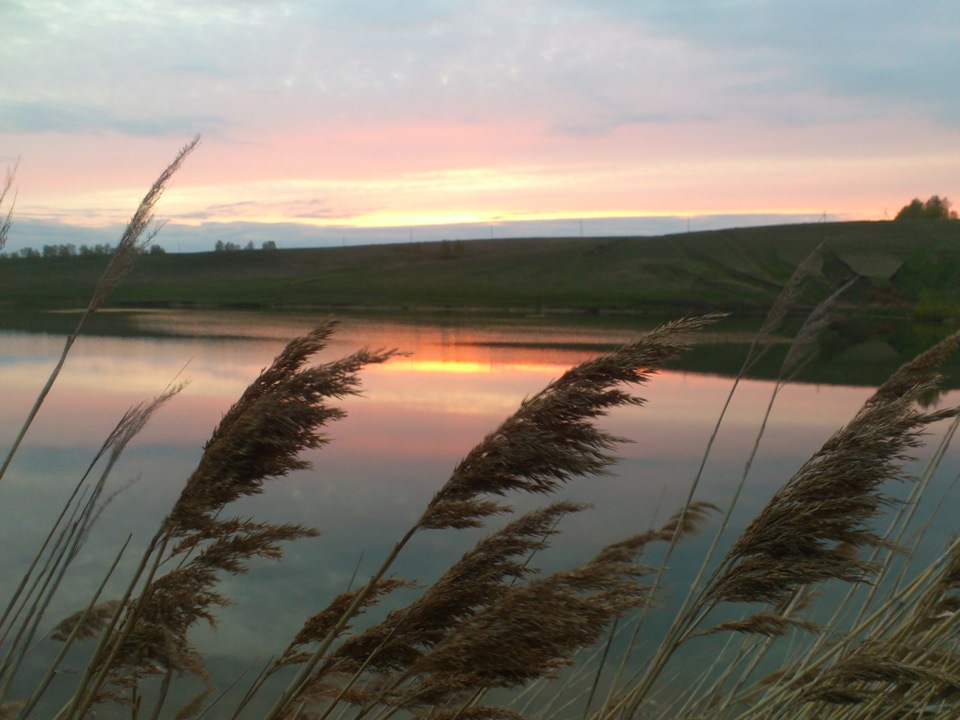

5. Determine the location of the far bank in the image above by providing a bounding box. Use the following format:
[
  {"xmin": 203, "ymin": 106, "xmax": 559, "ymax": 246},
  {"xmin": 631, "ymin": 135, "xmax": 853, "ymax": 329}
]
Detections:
[{"xmin": 2, "ymin": 221, "xmax": 958, "ymax": 321}]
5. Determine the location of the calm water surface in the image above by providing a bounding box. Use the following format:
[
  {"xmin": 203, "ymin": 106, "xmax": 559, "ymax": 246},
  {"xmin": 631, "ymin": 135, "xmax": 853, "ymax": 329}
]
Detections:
[{"xmin": 2, "ymin": 310, "xmax": 958, "ymax": 715}]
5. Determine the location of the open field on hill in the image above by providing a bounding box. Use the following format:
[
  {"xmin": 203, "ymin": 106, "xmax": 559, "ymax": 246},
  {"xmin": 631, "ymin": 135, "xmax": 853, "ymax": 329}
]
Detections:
[{"xmin": 2, "ymin": 220, "xmax": 958, "ymax": 317}]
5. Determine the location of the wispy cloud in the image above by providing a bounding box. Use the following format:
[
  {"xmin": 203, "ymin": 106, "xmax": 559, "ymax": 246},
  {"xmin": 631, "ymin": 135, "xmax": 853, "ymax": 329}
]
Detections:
[
  {"xmin": 634, "ymin": 0, "xmax": 960, "ymax": 122},
  {"xmin": 0, "ymin": 102, "xmax": 227, "ymax": 136}
]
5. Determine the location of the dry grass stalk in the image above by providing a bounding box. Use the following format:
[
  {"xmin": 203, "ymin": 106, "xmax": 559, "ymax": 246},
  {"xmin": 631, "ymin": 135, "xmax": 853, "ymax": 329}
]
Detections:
[
  {"xmin": 100, "ymin": 523, "xmax": 321, "ymax": 690},
  {"xmin": 753, "ymin": 240, "xmax": 826, "ymax": 357},
  {"xmin": 0, "ymin": 383, "xmax": 186, "ymax": 716},
  {"xmin": 48, "ymin": 600, "xmax": 124, "ymax": 643},
  {"xmin": 801, "ymin": 642, "xmax": 960, "ymax": 708},
  {"xmin": 71, "ymin": 384, "xmax": 185, "ymax": 553},
  {"xmin": 786, "ymin": 540, "xmax": 960, "ymax": 717},
  {"xmin": 330, "ymin": 503, "xmax": 586, "ymax": 675},
  {"xmin": 778, "ymin": 277, "xmax": 857, "ymax": 381},
  {"xmin": 909, "ymin": 542, "xmax": 960, "ymax": 636},
  {"xmin": 285, "ymin": 577, "xmax": 415, "ymax": 665},
  {"xmin": 868, "ymin": 331, "xmax": 960, "ymax": 408},
  {"xmin": 428, "ymin": 705, "xmax": 529, "ymax": 720},
  {"xmin": 581, "ymin": 501, "xmax": 720, "ymax": 718},
  {"xmin": 4, "ymin": 385, "xmax": 182, "ymax": 630},
  {"xmin": 682, "ymin": 386, "xmax": 953, "ymax": 713},
  {"xmin": 386, "ymin": 503, "xmax": 714, "ymax": 715},
  {"xmin": 173, "ymin": 684, "xmax": 216, "ymax": 719},
  {"xmin": 0, "ymin": 137, "xmax": 199, "ymax": 485},
  {"xmin": 694, "ymin": 613, "xmax": 821, "ymax": 640},
  {"xmin": 0, "ymin": 161, "xmax": 15, "ymax": 252},
  {"xmin": 652, "ymin": 502, "xmax": 719, "ymax": 543},
  {"xmin": 605, "ymin": 325, "xmax": 960, "ymax": 720}
]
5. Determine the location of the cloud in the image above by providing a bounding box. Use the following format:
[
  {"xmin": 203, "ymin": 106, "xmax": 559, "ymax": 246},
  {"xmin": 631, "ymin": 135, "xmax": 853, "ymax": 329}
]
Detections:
[
  {"xmin": 178, "ymin": 198, "xmax": 359, "ymax": 222},
  {"xmin": 4, "ymin": 0, "xmax": 954, "ymax": 143},
  {"xmin": 0, "ymin": 102, "xmax": 227, "ymax": 137},
  {"xmin": 627, "ymin": 0, "xmax": 960, "ymax": 124}
]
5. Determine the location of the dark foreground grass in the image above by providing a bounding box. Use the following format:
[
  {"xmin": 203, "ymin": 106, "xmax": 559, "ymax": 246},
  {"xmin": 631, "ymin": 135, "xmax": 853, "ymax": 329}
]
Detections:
[
  {"xmin": 2, "ymin": 220, "xmax": 959, "ymax": 317},
  {"xmin": 5, "ymin": 145, "xmax": 960, "ymax": 720}
]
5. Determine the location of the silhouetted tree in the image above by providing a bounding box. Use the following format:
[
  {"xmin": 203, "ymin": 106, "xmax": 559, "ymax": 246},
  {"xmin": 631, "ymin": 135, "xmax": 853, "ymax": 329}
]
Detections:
[{"xmin": 894, "ymin": 195, "xmax": 957, "ymax": 220}]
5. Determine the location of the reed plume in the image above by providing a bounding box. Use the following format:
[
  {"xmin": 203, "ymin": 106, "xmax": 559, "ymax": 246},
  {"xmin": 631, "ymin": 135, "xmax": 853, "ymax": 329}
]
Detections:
[
  {"xmin": 88, "ymin": 134, "xmax": 199, "ymax": 313},
  {"xmin": 48, "ymin": 601, "xmax": 124, "ymax": 643},
  {"xmin": 327, "ymin": 503, "xmax": 587, "ymax": 675},
  {"xmin": 63, "ymin": 319, "xmax": 397, "ymax": 717},
  {"xmin": 752, "ymin": 240, "xmax": 826, "ymax": 363},
  {"xmin": 393, "ymin": 528, "xmax": 656, "ymax": 708},
  {"xmin": 420, "ymin": 314, "xmax": 724, "ymax": 532},
  {"xmin": 166, "ymin": 319, "xmax": 393, "ymax": 535},
  {"xmin": 277, "ymin": 503, "xmax": 589, "ymax": 714},
  {"xmin": 0, "ymin": 136, "xmax": 199, "ymax": 485}
]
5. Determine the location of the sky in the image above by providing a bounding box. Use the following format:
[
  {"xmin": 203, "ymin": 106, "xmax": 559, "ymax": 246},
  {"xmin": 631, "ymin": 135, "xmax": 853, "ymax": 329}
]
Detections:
[{"xmin": 1, "ymin": 0, "xmax": 958, "ymax": 252}]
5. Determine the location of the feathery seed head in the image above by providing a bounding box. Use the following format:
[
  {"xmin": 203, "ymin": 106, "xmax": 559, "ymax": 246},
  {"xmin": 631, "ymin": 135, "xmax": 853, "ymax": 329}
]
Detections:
[{"xmin": 421, "ymin": 315, "xmax": 723, "ymax": 531}]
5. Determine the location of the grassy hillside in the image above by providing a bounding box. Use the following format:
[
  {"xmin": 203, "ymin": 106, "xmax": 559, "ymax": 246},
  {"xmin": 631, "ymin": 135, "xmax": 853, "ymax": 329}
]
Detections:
[{"xmin": 2, "ymin": 220, "xmax": 958, "ymax": 316}]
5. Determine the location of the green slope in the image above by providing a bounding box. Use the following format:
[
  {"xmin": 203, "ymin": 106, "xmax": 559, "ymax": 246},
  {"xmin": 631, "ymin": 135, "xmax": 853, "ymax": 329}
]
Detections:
[{"xmin": 2, "ymin": 220, "xmax": 958, "ymax": 316}]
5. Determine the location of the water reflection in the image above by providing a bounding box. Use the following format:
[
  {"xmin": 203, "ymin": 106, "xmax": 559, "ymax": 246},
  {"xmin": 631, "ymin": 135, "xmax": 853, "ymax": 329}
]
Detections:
[{"xmin": 1, "ymin": 311, "xmax": 958, "ymax": 715}]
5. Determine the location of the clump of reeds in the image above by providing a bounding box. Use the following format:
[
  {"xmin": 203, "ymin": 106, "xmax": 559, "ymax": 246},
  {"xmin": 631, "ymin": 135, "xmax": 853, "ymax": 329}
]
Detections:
[
  {"xmin": 247, "ymin": 314, "xmax": 722, "ymax": 720},
  {"xmin": 611, "ymin": 332, "xmax": 960, "ymax": 720},
  {"xmin": 0, "ymin": 137, "xmax": 205, "ymax": 719},
  {"xmin": 50, "ymin": 320, "xmax": 399, "ymax": 720}
]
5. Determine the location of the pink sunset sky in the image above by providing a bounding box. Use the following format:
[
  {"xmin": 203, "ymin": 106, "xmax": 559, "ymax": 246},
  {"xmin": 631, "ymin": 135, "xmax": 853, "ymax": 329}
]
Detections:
[{"xmin": 1, "ymin": 0, "xmax": 958, "ymax": 251}]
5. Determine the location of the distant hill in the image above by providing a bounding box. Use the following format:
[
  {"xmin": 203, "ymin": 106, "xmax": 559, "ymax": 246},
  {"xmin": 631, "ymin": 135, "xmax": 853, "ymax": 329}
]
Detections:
[{"xmin": 2, "ymin": 220, "xmax": 959, "ymax": 317}]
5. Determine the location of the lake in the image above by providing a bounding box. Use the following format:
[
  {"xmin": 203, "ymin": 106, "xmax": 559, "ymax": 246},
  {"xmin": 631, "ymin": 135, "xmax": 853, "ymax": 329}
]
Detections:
[{"xmin": 2, "ymin": 309, "xmax": 959, "ymax": 717}]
